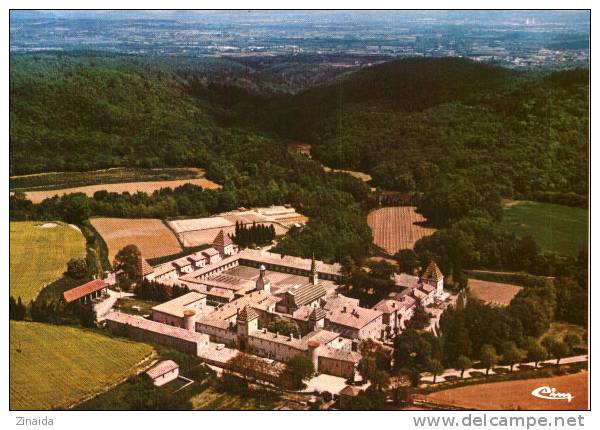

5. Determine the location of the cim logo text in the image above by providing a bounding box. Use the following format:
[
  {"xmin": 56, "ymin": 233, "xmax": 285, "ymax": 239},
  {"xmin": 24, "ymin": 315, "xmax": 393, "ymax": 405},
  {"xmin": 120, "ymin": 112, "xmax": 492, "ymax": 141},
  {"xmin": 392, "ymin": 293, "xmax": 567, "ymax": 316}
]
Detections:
[{"xmin": 531, "ymin": 386, "xmax": 574, "ymax": 402}]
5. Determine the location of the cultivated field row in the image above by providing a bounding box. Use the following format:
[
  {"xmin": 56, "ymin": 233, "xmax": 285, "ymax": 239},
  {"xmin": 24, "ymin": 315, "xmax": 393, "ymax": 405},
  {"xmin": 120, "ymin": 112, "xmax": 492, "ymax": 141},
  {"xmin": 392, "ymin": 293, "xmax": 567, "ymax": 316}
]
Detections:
[
  {"xmin": 367, "ymin": 206, "xmax": 436, "ymax": 255},
  {"xmin": 21, "ymin": 178, "xmax": 221, "ymax": 203}
]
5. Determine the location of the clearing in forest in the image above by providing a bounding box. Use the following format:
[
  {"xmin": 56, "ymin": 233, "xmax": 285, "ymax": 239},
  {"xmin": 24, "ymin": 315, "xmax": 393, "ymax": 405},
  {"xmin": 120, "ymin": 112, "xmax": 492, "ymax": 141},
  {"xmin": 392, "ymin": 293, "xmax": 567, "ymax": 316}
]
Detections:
[
  {"xmin": 367, "ymin": 206, "xmax": 435, "ymax": 255},
  {"xmin": 468, "ymin": 278, "xmax": 523, "ymax": 307}
]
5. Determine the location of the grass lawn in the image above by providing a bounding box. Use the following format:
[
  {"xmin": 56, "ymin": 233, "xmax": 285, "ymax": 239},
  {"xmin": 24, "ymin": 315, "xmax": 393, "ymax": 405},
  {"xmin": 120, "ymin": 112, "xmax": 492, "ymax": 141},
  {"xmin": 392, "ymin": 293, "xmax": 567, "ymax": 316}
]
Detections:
[
  {"xmin": 191, "ymin": 383, "xmax": 283, "ymax": 410},
  {"xmin": 115, "ymin": 297, "xmax": 157, "ymax": 316},
  {"xmin": 10, "ymin": 321, "xmax": 154, "ymax": 410},
  {"xmin": 10, "ymin": 221, "xmax": 87, "ymax": 302},
  {"xmin": 501, "ymin": 201, "xmax": 587, "ymax": 256}
]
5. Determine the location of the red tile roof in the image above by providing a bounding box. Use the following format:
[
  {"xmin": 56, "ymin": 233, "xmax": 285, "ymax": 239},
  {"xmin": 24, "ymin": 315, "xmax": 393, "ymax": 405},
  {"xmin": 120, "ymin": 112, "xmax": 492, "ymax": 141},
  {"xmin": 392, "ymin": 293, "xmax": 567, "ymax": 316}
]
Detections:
[
  {"xmin": 141, "ymin": 259, "xmax": 154, "ymax": 276},
  {"xmin": 63, "ymin": 279, "xmax": 106, "ymax": 303},
  {"xmin": 213, "ymin": 229, "xmax": 233, "ymax": 247},
  {"xmin": 238, "ymin": 305, "xmax": 259, "ymax": 322},
  {"xmin": 422, "ymin": 260, "xmax": 443, "ymax": 282},
  {"xmin": 146, "ymin": 360, "xmax": 179, "ymax": 379}
]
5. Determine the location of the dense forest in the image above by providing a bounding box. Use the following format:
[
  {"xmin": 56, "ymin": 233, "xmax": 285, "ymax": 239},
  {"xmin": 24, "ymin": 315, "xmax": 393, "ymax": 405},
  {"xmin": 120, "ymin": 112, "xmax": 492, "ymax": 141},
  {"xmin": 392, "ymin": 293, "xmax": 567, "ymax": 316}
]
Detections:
[{"xmin": 10, "ymin": 53, "xmax": 588, "ymax": 271}]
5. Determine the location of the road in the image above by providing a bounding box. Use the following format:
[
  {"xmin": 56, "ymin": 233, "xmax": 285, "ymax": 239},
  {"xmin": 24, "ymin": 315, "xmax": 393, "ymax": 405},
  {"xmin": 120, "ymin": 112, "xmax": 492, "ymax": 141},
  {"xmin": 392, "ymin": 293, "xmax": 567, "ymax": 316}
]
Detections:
[
  {"xmin": 94, "ymin": 289, "xmax": 134, "ymax": 321},
  {"xmin": 420, "ymin": 354, "xmax": 588, "ymax": 383}
]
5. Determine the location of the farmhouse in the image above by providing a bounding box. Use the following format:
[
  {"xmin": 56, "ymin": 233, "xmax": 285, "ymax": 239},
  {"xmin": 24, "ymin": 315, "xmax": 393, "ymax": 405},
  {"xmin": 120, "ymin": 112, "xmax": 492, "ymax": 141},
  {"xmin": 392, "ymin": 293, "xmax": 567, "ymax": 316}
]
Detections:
[
  {"xmin": 63, "ymin": 279, "xmax": 107, "ymax": 304},
  {"xmin": 146, "ymin": 360, "xmax": 179, "ymax": 387}
]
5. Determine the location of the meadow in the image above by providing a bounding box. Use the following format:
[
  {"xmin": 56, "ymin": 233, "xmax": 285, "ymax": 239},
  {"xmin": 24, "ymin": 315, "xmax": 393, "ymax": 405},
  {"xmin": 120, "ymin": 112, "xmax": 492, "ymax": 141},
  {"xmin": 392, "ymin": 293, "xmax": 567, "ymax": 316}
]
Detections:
[
  {"xmin": 10, "ymin": 221, "xmax": 86, "ymax": 302},
  {"xmin": 501, "ymin": 201, "xmax": 587, "ymax": 256},
  {"xmin": 468, "ymin": 278, "xmax": 523, "ymax": 307},
  {"xmin": 10, "ymin": 321, "xmax": 154, "ymax": 410}
]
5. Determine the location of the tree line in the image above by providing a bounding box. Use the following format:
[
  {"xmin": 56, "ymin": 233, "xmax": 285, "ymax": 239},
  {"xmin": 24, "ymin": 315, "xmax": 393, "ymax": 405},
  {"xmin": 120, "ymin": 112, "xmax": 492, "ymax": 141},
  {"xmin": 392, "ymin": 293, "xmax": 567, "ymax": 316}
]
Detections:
[{"xmin": 232, "ymin": 221, "xmax": 276, "ymax": 248}]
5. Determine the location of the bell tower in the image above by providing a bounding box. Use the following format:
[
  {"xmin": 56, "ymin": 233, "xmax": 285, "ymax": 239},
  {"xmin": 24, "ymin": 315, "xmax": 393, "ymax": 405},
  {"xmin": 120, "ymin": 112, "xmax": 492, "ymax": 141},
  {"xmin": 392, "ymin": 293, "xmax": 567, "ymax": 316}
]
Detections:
[{"xmin": 310, "ymin": 252, "xmax": 319, "ymax": 285}]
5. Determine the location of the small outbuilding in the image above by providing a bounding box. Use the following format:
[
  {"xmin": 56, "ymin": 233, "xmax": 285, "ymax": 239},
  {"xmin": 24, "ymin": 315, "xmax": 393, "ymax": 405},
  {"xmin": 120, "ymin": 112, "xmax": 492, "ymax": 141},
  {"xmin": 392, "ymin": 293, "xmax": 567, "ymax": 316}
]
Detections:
[
  {"xmin": 63, "ymin": 279, "xmax": 107, "ymax": 304},
  {"xmin": 146, "ymin": 360, "xmax": 179, "ymax": 387},
  {"xmin": 339, "ymin": 385, "xmax": 362, "ymax": 410}
]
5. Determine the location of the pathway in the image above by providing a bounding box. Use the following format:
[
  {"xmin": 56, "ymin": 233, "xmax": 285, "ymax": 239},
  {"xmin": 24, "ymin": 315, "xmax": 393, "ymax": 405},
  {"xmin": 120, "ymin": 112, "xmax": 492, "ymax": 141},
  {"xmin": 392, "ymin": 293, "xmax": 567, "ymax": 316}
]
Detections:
[
  {"xmin": 95, "ymin": 289, "xmax": 134, "ymax": 321},
  {"xmin": 420, "ymin": 354, "xmax": 588, "ymax": 383}
]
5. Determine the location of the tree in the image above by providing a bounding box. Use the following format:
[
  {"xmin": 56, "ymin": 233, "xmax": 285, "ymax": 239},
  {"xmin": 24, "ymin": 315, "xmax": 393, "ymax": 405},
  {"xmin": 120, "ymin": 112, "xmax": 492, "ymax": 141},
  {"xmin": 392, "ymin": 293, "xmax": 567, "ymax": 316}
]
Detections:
[
  {"xmin": 286, "ymin": 354, "xmax": 314, "ymax": 389},
  {"xmin": 502, "ymin": 342, "xmax": 524, "ymax": 372},
  {"xmin": 9, "ymin": 296, "xmax": 26, "ymax": 321},
  {"xmin": 359, "ymin": 339, "xmax": 391, "ymax": 371},
  {"xmin": 544, "ymin": 338, "xmax": 570, "ymax": 365},
  {"xmin": 60, "ymin": 193, "xmax": 91, "ymax": 224},
  {"xmin": 267, "ymin": 316, "xmax": 301, "ymax": 338},
  {"xmin": 9, "ymin": 296, "xmax": 17, "ymax": 320},
  {"xmin": 524, "ymin": 338, "xmax": 548, "ymax": 368},
  {"xmin": 358, "ymin": 356, "xmax": 390, "ymax": 391},
  {"xmin": 393, "ymin": 329, "xmax": 436, "ymax": 371},
  {"xmin": 455, "ymin": 355, "xmax": 472, "ymax": 379},
  {"xmin": 67, "ymin": 257, "xmax": 88, "ymax": 279},
  {"xmin": 564, "ymin": 334, "xmax": 581, "ymax": 352},
  {"xmin": 427, "ymin": 359, "xmax": 444, "ymax": 384},
  {"xmin": 225, "ymin": 352, "xmax": 268, "ymax": 384},
  {"xmin": 407, "ymin": 299, "xmax": 431, "ymax": 330},
  {"xmin": 340, "ymin": 256, "xmax": 357, "ymax": 290},
  {"xmin": 72, "ymin": 301, "xmax": 96, "ymax": 328},
  {"xmin": 394, "ymin": 249, "xmax": 420, "ymax": 274},
  {"xmin": 480, "ymin": 344, "xmax": 499, "ymax": 376},
  {"xmin": 16, "ymin": 297, "xmax": 27, "ymax": 320},
  {"xmin": 113, "ymin": 244, "xmax": 143, "ymax": 287}
]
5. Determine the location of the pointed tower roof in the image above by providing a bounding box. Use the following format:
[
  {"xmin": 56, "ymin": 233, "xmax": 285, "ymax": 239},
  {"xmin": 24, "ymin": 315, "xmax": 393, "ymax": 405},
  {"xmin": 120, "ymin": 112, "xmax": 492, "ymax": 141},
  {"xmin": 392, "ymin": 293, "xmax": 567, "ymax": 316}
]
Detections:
[
  {"xmin": 213, "ymin": 229, "xmax": 233, "ymax": 247},
  {"xmin": 309, "ymin": 307, "xmax": 326, "ymax": 321},
  {"xmin": 238, "ymin": 305, "xmax": 258, "ymax": 322},
  {"xmin": 422, "ymin": 260, "xmax": 443, "ymax": 282}
]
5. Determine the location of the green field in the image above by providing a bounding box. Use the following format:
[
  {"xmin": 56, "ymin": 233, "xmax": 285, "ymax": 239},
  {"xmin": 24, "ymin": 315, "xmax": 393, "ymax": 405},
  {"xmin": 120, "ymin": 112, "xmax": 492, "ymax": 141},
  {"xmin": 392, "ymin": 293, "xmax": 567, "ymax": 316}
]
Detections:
[
  {"xmin": 501, "ymin": 201, "xmax": 588, "ymax": 256},
  {"xmin": 191, "ymin": 384, "xmax": 283, "ymax": 410},
  {"xmin": 10, "ymin": 321, "xmax": 154, "ymax": 410},
  {"xmin": 10, "ymin": 221, "xmax": 87, "ymax": 302}
]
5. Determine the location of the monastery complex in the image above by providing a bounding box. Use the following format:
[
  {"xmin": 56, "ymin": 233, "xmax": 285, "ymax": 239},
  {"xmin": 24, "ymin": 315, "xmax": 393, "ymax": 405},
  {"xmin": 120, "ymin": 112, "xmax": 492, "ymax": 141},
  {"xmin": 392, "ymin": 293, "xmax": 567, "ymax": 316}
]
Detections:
[{"xmin": 104, "ymin": 228, "xmax": 456, "ymax": 384}]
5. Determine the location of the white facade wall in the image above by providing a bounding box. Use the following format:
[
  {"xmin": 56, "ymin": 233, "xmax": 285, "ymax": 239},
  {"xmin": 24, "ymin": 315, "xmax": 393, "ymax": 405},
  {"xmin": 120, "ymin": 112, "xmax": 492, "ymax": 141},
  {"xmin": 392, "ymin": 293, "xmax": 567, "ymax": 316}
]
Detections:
[
  {"xmin": 247, "ymin": 336, "xmax": 305, "ymax": 363},
  {"xmin": 195, "ymin": 322, "xmax": 237, "ymax": 346},
  {"xmin": 151, "ymin": 368, "xmax": 179, "ymax": 387}
]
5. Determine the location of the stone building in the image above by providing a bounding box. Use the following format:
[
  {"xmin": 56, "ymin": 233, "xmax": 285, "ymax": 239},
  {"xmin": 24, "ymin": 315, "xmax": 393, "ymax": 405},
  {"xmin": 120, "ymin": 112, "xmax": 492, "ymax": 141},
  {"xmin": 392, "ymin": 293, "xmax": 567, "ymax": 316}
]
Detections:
[
  {"xmin": 316, "ymin": 347, "xmax": 361, "ymax": 379},
  {"xmin": 151, "ymin": 291, "xmax": 207, "ymax": 328},
  {"xmin": 106, "ymin": 312, "xmax": 209, "ymax": 355},
  {"xmin": 146, "ymin": 360, "xmax": 179, "ymax": 387},
  {"xmin": 212, "ymin": 229, "xmax": 238, "ymax": 256},
  {"xmin": 325, "ymin": 304, "xmax": 384, "ymax": 340},
  {"xmin": 63, "ymin": 279, "xmax": 107, "ymax": 304}
]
